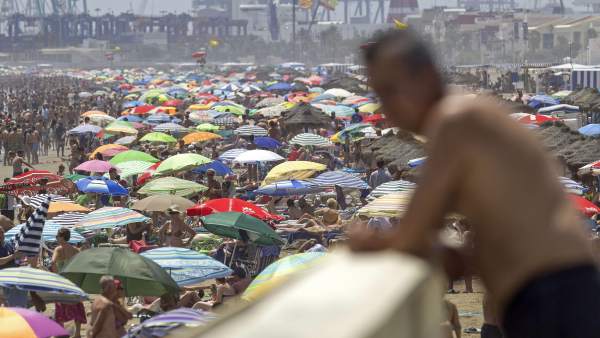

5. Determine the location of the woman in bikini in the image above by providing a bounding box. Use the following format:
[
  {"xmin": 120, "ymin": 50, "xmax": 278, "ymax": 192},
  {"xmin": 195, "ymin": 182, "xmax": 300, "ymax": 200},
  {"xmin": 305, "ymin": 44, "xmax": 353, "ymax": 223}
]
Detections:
[{"xmin": 159, "ymin": 205, "xmax": 196, "ymax": 247}]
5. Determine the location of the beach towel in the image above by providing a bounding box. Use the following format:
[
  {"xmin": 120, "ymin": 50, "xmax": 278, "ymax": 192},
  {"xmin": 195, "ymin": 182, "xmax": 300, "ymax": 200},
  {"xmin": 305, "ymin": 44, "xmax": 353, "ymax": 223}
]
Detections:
[{"xmin": 15, "ymin": 196, "xmax": 50, "ymax": 256}]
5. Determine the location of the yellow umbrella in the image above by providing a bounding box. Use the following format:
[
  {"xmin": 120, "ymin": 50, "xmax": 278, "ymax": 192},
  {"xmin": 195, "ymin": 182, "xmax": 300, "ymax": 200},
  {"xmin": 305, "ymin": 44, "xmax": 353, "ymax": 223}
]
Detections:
[
  {"xmin": 357, "ymin": 191, "xmax": 413, "ymax": 217},
  {"xmin": 330, "ymin": 132, "xmax": 341, "ymax": 143},
  {"xmin": 105, "ymin": 122, "xmax": 138, "ymax": 135},
  {"xmin": 188, "ymin": 104, "xmax": 212, "ymax": 111},
  {"xmin": 358, "ymin": 103, "xmax": 381, "ymax": 114},
  {"xmin": 48, "ymin": 201, "xmax": 91, "ymax": 214},
  {"xmin": 157, "ymin": 106, "xmax": 177, "ymax": 116},
  {"xmin": 81, "ymin": 110, "xmax": 107, "ymax": 117},
  {"xmin": 263, "ymin": 161, "xmax": 326, "ymax": 185},
  {"xmin": 89, "ymin": 144, "xmax": 128, "ymax": 160},
  {"xmin": 182, "ymin": 132, "xmax": 222, "ymax": 145}
]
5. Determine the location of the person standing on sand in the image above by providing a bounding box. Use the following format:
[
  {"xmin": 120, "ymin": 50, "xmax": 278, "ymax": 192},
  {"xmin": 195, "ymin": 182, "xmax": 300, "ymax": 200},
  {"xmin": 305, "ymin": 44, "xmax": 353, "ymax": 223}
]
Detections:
[
  {"xmin": 88, "ymin": 276, "xmax": 118, "ymax": 338},
  {"xmin": 351, "ymin": 29, "xmax": 600, "ymax": 338},
  {"xmin": 9, "ymin": 150, "xmax": 33, "ymax": 177}
]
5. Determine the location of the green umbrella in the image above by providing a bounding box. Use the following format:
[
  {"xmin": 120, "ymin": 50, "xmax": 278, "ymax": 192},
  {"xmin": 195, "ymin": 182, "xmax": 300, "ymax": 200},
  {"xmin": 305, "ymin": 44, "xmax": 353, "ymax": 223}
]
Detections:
[
  {"xmin": 196, "ymin": 123, "xmax": 220, "ymax": 132},
  {"xmin": 155, "ymin": 153, "xmax": 211, "ymax": 176},
  {"xmin": 201, "ymin": 212, "xmax": 284, "ymax": 246},
  {"xmin": 105, "ymin": 160, "xmax": 154, "ymax": 179},
  {"xmin": 213, "ymin": 104, "xmax": 246, "ymax": 116},
  {"xmin": 60, "ymin": 247, "xmax": 179, "ymax": 296},
  {"xmin": 64, "ymin": 174, "xmax": 87, "ymax": 182},
  {"xmin": 139, "ymin": 132, "xmax": 178, "ymax": 144},
  {"xmin": 109, "ymin": 150, "xmax": 159, "ymax": 166},
  {"xmin": 138, "ymin": 177, "xmax": 207, "ymax": 197}
]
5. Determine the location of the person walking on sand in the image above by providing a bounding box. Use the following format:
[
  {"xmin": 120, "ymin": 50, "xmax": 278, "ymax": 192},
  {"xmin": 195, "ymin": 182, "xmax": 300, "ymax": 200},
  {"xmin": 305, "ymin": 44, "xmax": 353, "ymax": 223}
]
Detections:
[
  {"xmin": 352, "ymin": 29, "xmax": 600, "ymax": 338},
  {"xmin": 9, "ymin": 150, "xmax": 33, "ymax": 177}
]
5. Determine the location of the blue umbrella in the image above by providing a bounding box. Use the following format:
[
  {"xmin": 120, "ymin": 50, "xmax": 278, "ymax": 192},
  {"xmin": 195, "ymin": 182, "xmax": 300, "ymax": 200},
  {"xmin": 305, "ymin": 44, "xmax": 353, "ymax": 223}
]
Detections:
[
  {"xmin": 7, "ymin": 222, "xmax": 86, "ymax": 244},
  {"xmin": 267, "ymin": 82, "xmax": 292, "ymax": 91},
  {"xmin": 192, "ymin": 160, "xmax": 233, "ymax": 176},
  {"xmin": 579, "ymin": 124, "xmax": 600, "ymax": 136},
  {"xmin": 408, "ymin": 156, "xmax": 427, "ymax": 168},
  {"xmin": 254, "ymin": 180, "xmax": 322, "ymax": 196},
  {"xmin": 141, "ymin": 247, "xmax": 232, "ymax": 286},
  {"xmin": 117, "ymin": 115, "xmax": 143, "ymax": 122},
  {"xmin": 124, "ymin": 308, "xmax": 216, "ymax": 338},
  {"xmin": 146, "ymin": 113, "xmax": 172, "ymax": 124},
  {"xmin": 123, "ymin": 101, "xmax": 143, "ymax": 109},
  {"xmin": 311, "ymin": 93, "xmax": 336, "ymax": 102},
  {"xmin": 76, "ymin": 177, "xmax": 128, "ymax": 196},
  {"xmin": 528, "ymin": 95, "xmax": 559, "ymax": 109},
  {"xmin": 311, "ymin": 171, "xmax": 369, "ymax": 190},
  {"xmin": 254, "ymin": 137, "xmax": 282, "ymax": 149},
  {"xmin": 67, "ymin": 124, "xmax": 102, "ymax": 135}
]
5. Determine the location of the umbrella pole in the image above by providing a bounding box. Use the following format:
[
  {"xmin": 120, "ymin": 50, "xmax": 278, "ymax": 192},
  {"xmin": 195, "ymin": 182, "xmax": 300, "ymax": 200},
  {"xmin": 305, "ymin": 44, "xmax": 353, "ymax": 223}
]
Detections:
[{"xmin": 228, "ymin": 241, "xmax": 238, "ymax": 268}]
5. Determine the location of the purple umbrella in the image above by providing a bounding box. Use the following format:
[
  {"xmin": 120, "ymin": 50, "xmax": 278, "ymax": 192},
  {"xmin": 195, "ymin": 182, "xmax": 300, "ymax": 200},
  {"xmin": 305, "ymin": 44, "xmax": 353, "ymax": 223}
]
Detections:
[
  {"xmin": 74, "ymin": 160, "xmax": 115, "ymax": 173},
  {"xmin": 67, "ymin": 124, "xmax": 102, "ymax": 135},
  {"xmin": 0, "ymin": 307, "xmax": 69, "ymax": 338}
]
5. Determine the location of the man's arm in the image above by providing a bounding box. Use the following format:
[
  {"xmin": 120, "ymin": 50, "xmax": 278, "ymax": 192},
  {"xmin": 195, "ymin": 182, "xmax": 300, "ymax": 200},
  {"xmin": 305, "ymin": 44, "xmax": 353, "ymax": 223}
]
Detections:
[
  {"xmin": 90, "ymin": 303, "xmax": 110, "ymax": 338},
  {"xmin": 0, "ymin": 254, "xmax": 14, "ymax": 266}
]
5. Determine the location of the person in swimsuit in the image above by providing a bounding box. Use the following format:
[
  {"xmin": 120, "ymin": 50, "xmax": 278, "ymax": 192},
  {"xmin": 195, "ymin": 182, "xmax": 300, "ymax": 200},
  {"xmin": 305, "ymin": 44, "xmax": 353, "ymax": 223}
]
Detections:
[
  {"xmin": 9, "ymin": 150, "xmax": 33, "ymax": 177},
  {"xmin": 88, "ymin": 276, "xmax": 118, "ymax": 338},
  {"xmin": 52, "ymin": 228, "xmax": 86, "ymax": 338},
  {"xmin": 159, "ymin": 205, "xmax": 196, "ymax": 247},
  {"xmin": 351, "ymin": 29, "xmax": 600, "ymax": 338}
]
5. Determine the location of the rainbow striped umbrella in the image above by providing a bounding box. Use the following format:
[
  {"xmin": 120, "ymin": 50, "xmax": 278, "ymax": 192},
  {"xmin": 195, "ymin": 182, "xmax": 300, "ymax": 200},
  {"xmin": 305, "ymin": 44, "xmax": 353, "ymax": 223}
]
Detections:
[
  {"xmin": 0, "ymin": 307, "xmax": 69, "ymax": 338},
  {"xmin": 0, "ymin": 267, "xmax": 88, "ymax": 304},
  {"xmin": 75, "ymin": 207, "xmax": 149, "ymax": 230},
  {"xmin": 243, "ymin": 252, "xmax": 325, "ymax": 302}
]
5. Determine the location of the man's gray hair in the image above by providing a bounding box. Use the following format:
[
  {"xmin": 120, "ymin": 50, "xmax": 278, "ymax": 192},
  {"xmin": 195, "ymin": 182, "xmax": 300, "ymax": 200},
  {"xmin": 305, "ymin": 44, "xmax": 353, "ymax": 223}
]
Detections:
[{"xmin": 99, "ymin": 275, "xmax": 114, "ymax": 289}]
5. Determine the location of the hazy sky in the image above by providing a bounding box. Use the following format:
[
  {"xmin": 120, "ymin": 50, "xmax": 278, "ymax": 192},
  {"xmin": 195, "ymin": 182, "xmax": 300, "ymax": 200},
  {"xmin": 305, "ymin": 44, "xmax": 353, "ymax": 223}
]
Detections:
[{"xmin": 86, "ymin": 0, "xmax": 191, "ymax": 15}]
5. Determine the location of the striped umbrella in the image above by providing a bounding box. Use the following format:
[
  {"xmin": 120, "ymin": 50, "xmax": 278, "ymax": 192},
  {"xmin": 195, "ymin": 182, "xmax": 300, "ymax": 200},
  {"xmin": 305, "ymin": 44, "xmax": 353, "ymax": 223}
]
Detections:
[
  {"xmin": 243, "ymin": 252, "xmax": 325, "ymax": 301},
  {"xmin": 114, "ymin": 135, "xmax": 137, "ymax": 145},
  {"xmin": 559, "ymin": 176, "xmax": 588, "ymax": 196},
  {"xmin": 7, "ymin": 222, "xmax": 85, "ymax": 243},
  {"xmin": 107, "ymin": 161, "xmax": 155, "ymax": 179},
  {"xmin": 0, "ymin": 267, "xmax": 88, "ymax": 304},
  {"xmin": 76, "ymin": 207, "xmax": 149, "ymax": 230},
  {"xmin": 213, "ymin": 116, "xmax": 238, "ymax": 127},
  {"xmin": 234, "ymin": 125, "xmax": 268, "ymax": 137},
  {"xmin": 15, "ymin": 196, "xmax": 49, "ymax": 257},
  {"xmin": 311, "ymin": 171, "xmax": 369, "ymax": 190},
  {"xmin": 141, "ymin": 247, "xmax": 232, "ymax": 286},
  {"xmin": 357, "ymin": 191, "xmax": 413, "ymax": 217},
  {"xmin": 218, "ymin": 148, "xmax": 248, "ymax": 162},
  {"xmin": 290, "ymin": 133, "xmax": 332, "ymax": 147},
  {"xmin": 254, "ymin": 180, "xmax": 322, "ymax": 196},
  {"xmin": 367, "ymin": 180, "xmax": 417, "ymax": 201},
  {"xmin": 23, "ymin": 195, "xmax": 73, "ymax": 209},
  {"xmin": 153, "ymin": 122, "xmax": 189, "ymax": 134},
  {"xmin": 49, "ymin": 212, "xmax": 87, "ymax": 228},
  {"xmin": 138, "ymin": 177, "xmax": 207, "ymax": 197},
  {"xmin": 0, "ymin": 307, "xmax": 69, "ymax": 338},
  {"xmin": 124, "ymin": 308, "xmax": 216, "ymax": 338}
]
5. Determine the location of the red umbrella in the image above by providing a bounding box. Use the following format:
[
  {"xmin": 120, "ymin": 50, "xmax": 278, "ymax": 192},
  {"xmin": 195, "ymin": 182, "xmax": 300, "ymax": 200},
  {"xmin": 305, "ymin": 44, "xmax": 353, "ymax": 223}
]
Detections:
[
  {"xmin": 0, "ymin": 170, "xmax": 74, "ymax": 196},
  {"xmin": 186, "ymin": 204, "xmax": 214, "ymax": 217},
  {"xmin": 163, "ymin": 99, "xmax": 183, "ymax": 107},
  {"xmin": 187, "ymin": 198, "xmax": 283, "ymax": 221},
  {"xmin": 131, "ymin": 105, "xmax": 156, "ymax": 115},
  {"xmin": 136, "ymin": 161, "xmax": 161, "ymax": 186},
  {"xmin": 364, "ymin": 114, "xmax": 386, "ymax": 124},
  {"xmin": 518, "ymin": 114, "xmax": 559, "ymax": 125},
  {"xmin": 119, "ymin": 83, "xmax": 133, "ymax": 90},
  {"xmin": 569, "ymin": 195, "xmax": 600, "ymax": 217}
]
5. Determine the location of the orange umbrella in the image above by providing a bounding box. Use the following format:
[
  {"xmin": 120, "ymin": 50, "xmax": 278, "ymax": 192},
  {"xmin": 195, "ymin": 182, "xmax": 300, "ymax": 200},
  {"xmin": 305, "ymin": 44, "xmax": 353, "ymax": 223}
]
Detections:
[
  {"xmin": 182, "ymin": 132, "xmax": 222, "ymax": 145},
  {"xmin": 81, "ymin": 110, "xmax": 107, "ymax": 117},
  {"xmin": 48, "ymin": 201, "xmax": 90, "ymax": 213}
]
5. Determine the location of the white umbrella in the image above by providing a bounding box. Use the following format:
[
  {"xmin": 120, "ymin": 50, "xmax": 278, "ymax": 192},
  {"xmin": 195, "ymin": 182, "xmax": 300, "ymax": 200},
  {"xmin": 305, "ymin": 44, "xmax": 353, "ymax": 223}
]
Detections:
[
  {"xmin": 233, "ymin": 150, "xmax": 284, "ymax": 164},
  {"xmin": 234, "ymin": 125, "xmax": 268, "ymax": 137},
  {"xmin": 323, "ymin": 88, "xmax": 353, "ymax": 98}
]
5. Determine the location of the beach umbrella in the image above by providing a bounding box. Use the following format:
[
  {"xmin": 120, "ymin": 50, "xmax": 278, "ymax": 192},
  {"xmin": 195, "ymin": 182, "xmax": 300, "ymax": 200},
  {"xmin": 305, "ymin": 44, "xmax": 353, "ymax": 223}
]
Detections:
[
  {"xmin": 182, "ymin": 132, "xmax": 222, "ymax": 145},
  {"xmin": 0, "ymin": 171, "xmax": 73, "ymax": 196},
  {"xmin": 76, "ymin": 207, "xmax": 149, "ymax": 230},
  {"xmin": 213, "ymin": 116, "xmax": 239, "ymax": 127},
  {"xmin": 255, "ymin": 97, "xmax": 284, "ymax": 108},
  {"xmin": 140, "ymin": 132, "xmax": 178, "ymax": 144},
  {"xmin": 60, "ymin": 247, "xmax": 179, "ymax": 296},
  {"xmin": 7, "ymin": 222, "xmax": 86, "ymax": 243},
  {"xmin": 131, "ymin": 195, "xmax": 195, "ymax": 213},
  {"xmin": 569, "ymin": 194, "xmax": 600, "ymax": 216},
  {"xmin": 256, "ymin": 104, "xmax": 287, "ymax": 117},
  {"xmin": 105, "ymin": 121, "xmax": 138, "ymax": 135},
  {"xmin": 49, "ymin": 212, "xmax": 87, "ymax": 228},
  {"xmin": 81, "ymin": 110, "xmax": 107, "ymax": 117},
  {"xmin": 189, "ymin": 198, "xmax": 282, "ymax": 221},
  {"xmin": 146, "ymin": 113, "xmax": 173, "ymax": 124},
  {"xmin": 196, "ymin": 123, "xmax": 220, "ymax": 132},
  {"xmin": 108, "ymin": 160, "xmax": 155, "ymax": 179},
  {"xmin": 0, "ymin": 267, "xmax": 88, "ymax": 304},
  {"xmin": 131, "ymin": 105, "xmax": 156, "ymax": 115},
  {"xmin": 136, "ymin": 161, "xmax": 161, "ymax": 186},
  {"xmin": 220, "ymin": 83, "xmax": 241, "ymax": 92},
  {"xmin": 290, "ymin": 133, "xmax": 332, "ymax": 147},
  {"xmin": 118, "ymin": 115, "xmax": 143, "ymax": 122},
  {"xmin": 243, "ymin": 252, "xmax": 325, "ymax": 301},
  {"xmin": 138, "ymin": 177, "xmax": 207, "ymax": 197},
  {"xmin": 254, "ymin": 137, "xmax": 282, "ymax": 149},
  {"xmin": 0, "ymin": 307, "xmax": 69, "ymax": 338},
  {"xmin": 141, "ymin": 247, "xmax": 232, "ymax": 286},
  {"xmin": 311, "ymin": 171, "xmax": 369, "ymax": 190},
  {"xmin": 189, "ymin": 110, "xmax": 219, "ymax": 123},
  {"xmin": 213, "ymin": 104, "xmax": 246, "ymax": 116},
  {"xmin": 527, "ymin": 95, "xmax": 559, "ymax": 109},
  {"xmin": 47, "ymin": 201, "xmax": 90, "ymax": 214},
  {"xmin": 263, "ymin": 161, "xmax": 327, "ymax": 185},
  {"xmin": 63, "ymin": 173, "xmax": 87, "ymax": 182},
  {"xmin": 233, "ymin": 149, "xmax": 284, "ymax": 164},
  {"xmin": 201, "ymin": 212, "xmax": 284, "ymax": 246},
  {"xmin": 314, "ymin": 104, "xmax": 355, "ymax": 117},
  {"xmin": 124, "ymin": 308, "xmax": 216, "ymax": 338},
  {"xmin": 21, "ymin": 195, "xmax": 86, "ymax": 214},
  {"xmin": 78, "ymin": 91, "xmax": 92, "ymax": 98},
  {"xmin": 192, "ymin": 160, "xmax": 233, "ymax": 176},
  {"xmin": 579, "ymin": 124, "xmax": 600, "ymax": 136},
  {"xmin": 74, "ymin": 160, "xmax": 115, "ymax": 173},
  {"xmin": 67, "ymin": 124, "xmax": 102, "ymax": 135},
  {"xmin": 357, "ymin": 191, "xmax": 413, "ymax": 217},
  {"xmin": 87, "ymin": 113, "xmax": 116, "ymax": 126},
  {"xmin": 358, "ymin": 103, "xmax": 381, "ymax": 114},
  {"xmin": 538, "ymin": 104, "xmax": 579, "ymax": 114},
  {"xmin": 89, "ymin": 144, "xmax": 129, "ymax": 159},
  {"xmin": 109, "ymin": 150, "xmax": 159, "ymax": 165},
  {"xmin": 367, "ymin": 180, "xmax": 417, "ymax": 201},
  {"xmin": 559, "ymin": 177, "xmax": 587, "ymax": 195},
  {"xmin": 155, "ymin": 153, "xmax": 211, "ymax": 175},
  {"xmin": 267, "ymin": 82, "xmax": 292, "ymax": 91},
  {"xmin": 114, "ymin": 135, "xmax": 137, "ymax": 146},
  {"xmin": 518, "ymin": 114, "xmax": 559, "ymax": 125},
  {"xmin": 254, "ymin": 180, "xmax": 321, "ymax": 196},
  {"xmin": 163, "ymin": 99, "xmax": 183, "ymax": 107},
  {"xmin": 153, "ymin": 122, "xmax": 190, "ymax": 134},
  {"xmin": 323, "ymin": 88, "xmax": 353, "ymax": 98},
  {"xmin": 123, "ymin": 101, "xmax": 143, "ymax": 109},
  {"xmin": 218, "ymin": 148, "xmax": 248, "ymax": 162},
  {"xmin": 234, "ymin": 125, "xmax": 268, "ymax": 137}
]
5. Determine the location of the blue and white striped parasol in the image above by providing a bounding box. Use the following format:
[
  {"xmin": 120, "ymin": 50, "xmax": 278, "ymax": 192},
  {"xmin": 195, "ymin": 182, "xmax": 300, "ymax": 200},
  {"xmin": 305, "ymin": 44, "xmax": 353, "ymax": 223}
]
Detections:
[
  {"xmin": 153, "ymin": 123, "xmax": 189, "ymax": 134},
  {"xmin": 234, "ymin": 125, "xmax": 268, "ymax": 137},
  {"xmin": 254, "ymin": 180, "xmax": 322, "ymax": 196},
  {"xmin": 49, "ymin": 212, "xmax": 87, "ymax": 228},
  {"xmin": 0, "ymin": 267, "xmax": 88, "ymax": 303},
  {"xmin": 141, "ymin": 247, "xmax": 232, "ymax": 286},
  {"xmin": 7, "ymin": 222, "xmax": 85, "ymax": 243},
  {"xmin": 367, "ymin": 180, "xmax": 417, "ymax": 201},
  {"xmin": 218, "ymin": 148, "xmax": 248, "ymax": 162},
  {"xmin": 124, "ymin": 308, "xmax": 216, "ymax": 338},
  {"xmin": 311, "ymin": 171, "xmax": 369, "ymax": 190},
  {"xmin": 559, "ymin": 176, "xmax": 588, "ymax": 196},
  {"xmin": 76, "ymin": 177, "xmax": 128, "ymax": 196}
]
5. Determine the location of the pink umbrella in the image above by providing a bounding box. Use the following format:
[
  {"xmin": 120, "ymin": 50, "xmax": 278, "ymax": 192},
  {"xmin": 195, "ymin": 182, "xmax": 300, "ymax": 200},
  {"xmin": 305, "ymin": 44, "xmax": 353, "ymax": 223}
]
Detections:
[{"xmin": 74, "ymin": 160, "xmax": 115, "ymax": 173}]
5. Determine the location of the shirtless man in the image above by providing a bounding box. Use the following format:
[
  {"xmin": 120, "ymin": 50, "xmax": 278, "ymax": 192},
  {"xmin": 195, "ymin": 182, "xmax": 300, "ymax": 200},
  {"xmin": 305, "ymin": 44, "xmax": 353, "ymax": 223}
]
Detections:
[
  {"xmin": 88, "ymin": 276, "xmax": 118, "ymax": 338},
  {"xmin": 352, "ymin": 29, "xmax": 600, "ymax": 337}
]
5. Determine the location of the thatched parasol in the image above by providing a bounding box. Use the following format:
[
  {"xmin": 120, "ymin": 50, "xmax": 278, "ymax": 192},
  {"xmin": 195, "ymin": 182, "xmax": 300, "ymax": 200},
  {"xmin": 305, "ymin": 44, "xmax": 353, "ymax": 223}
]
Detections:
[{"xmin": 279, "ymin": 103, "xmax": 331, "ymax": 132}]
